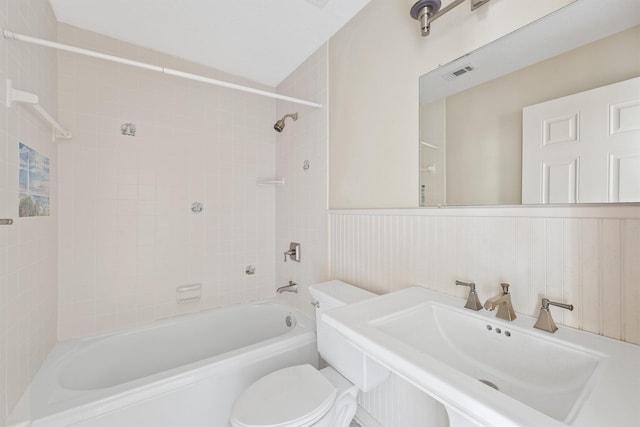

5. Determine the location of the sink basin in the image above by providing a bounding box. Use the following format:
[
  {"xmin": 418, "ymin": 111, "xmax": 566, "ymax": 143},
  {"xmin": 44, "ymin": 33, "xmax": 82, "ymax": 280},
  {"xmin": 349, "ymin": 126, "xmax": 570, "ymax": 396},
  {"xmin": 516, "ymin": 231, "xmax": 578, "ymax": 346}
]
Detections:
[
  {"xmin": 373, "ymin": 302, "xmax": 600, "ymax": 422},
  {"xmin": 323, "ymin": 286, "xmax": 640, "ymax": 427}
]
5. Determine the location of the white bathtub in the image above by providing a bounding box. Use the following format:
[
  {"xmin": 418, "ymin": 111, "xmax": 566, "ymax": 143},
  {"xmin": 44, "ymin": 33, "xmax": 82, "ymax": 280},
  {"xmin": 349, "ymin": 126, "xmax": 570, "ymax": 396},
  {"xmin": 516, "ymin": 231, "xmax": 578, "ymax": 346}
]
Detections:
[{"xmin": 8, "ymin": 301, "xmax": 318, "ymax": 427}]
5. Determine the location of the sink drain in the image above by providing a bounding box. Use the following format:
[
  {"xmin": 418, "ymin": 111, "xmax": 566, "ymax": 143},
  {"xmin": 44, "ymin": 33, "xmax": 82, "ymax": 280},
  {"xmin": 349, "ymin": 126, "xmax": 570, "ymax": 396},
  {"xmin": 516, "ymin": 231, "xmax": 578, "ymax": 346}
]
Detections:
[{"xmin": 478, "ymin": 379, "xmax": 499, "ymax": 390}]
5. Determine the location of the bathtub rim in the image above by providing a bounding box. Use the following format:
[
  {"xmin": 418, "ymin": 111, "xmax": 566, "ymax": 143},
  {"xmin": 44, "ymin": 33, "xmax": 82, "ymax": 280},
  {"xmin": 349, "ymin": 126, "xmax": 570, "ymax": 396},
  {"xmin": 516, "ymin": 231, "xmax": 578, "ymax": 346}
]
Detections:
[
  {"xmin": 57, "ymin": 300, "xmax": 312, "ymax": 391},
  {"xmin": 60, "ymin": 297, "xmax": 315, "ymax": 347},
  {"xmin": 6, "ymin": 299, "xmax": 317, "ymax": 427}
]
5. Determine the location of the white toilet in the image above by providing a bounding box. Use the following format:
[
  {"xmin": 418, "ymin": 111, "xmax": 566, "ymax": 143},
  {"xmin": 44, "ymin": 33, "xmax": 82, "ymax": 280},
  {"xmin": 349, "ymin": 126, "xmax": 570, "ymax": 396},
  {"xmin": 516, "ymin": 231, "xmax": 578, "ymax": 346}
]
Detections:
[{"xmin": 229, "ymin": 280, "xmax": 384, "ymax": 427}]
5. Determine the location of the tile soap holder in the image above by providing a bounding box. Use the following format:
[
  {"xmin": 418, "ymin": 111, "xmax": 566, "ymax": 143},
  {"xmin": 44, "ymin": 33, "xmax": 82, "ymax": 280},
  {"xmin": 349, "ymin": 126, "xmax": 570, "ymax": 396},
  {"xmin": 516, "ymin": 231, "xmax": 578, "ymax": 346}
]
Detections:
[
  {"xmin": 256, "ymin": 177, "xmax": 284, "ymax": 186},
  {"xmin": 176, "ymin": 283, "xmax": 202, "ymax": 304}
]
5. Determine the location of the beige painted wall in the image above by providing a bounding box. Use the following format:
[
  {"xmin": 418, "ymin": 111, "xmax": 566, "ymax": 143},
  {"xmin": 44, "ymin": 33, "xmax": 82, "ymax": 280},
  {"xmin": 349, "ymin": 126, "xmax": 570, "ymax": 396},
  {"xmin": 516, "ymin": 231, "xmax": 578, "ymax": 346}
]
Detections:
[
  {"xmin": 445, "ymin": 25, "xmax": 640, "ymax": 205},
  {"xmin": 329, "ymin": 0, "xmax": 574, "ymax": 208}
]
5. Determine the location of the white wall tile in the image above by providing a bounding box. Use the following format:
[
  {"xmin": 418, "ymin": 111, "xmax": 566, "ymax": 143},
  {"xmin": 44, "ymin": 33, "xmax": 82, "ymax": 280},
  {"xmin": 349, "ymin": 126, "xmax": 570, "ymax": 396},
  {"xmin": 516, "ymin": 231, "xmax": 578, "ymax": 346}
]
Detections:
[
  {"xmin": 56, "ymin": 24, "xmax": 277, "ymax": 339},
  {"xmin": 0, "ymin": 0, "xmax": 59, "ymax": 421},
  {"xmin": 274, "ymin": 44, "xmax": 329, "ymax": 318}
]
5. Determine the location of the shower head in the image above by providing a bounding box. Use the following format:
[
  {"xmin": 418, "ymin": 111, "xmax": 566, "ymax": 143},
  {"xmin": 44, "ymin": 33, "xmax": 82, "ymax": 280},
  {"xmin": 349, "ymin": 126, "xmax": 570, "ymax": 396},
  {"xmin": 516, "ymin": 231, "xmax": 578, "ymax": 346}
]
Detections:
[{"xmin": 274, "ymin": 113, "xmax": 298, "ymax": 132}]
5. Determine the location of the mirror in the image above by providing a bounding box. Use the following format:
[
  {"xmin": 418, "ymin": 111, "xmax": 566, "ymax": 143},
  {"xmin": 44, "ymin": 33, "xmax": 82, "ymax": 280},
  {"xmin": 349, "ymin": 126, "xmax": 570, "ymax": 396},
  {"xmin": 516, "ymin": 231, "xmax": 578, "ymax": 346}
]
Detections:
[{"xmin": 419, "ymin": 0, "xmax": 640, "ymax": 206}]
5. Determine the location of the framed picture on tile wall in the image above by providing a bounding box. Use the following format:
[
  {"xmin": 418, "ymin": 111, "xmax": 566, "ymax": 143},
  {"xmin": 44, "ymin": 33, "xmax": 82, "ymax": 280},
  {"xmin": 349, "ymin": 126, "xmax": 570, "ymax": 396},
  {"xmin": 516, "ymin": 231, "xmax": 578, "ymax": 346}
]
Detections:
[{"xmin": 19, "ymin": 142, "xmax": 50, "ymax": 217}]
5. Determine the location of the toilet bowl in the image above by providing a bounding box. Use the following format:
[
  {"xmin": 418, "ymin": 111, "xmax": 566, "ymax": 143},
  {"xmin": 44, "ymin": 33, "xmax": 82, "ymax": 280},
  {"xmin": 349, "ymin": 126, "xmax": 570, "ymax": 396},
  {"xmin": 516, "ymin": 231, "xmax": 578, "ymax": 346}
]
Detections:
[
  {"xmin": 229, "ymin": 280, "xmax": 383, "ymax": 427},
  {"xmin": 229, "ymin": 364, "xmax": 358, "ymax": 427}
]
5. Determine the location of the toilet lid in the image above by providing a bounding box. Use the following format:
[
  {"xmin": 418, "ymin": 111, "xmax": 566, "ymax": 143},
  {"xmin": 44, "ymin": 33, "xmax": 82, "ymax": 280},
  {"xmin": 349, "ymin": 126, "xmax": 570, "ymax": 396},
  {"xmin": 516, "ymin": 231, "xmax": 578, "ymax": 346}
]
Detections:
[{"xmin": 230, "ymin": 365, "xmax": 337, "ymax": 427}]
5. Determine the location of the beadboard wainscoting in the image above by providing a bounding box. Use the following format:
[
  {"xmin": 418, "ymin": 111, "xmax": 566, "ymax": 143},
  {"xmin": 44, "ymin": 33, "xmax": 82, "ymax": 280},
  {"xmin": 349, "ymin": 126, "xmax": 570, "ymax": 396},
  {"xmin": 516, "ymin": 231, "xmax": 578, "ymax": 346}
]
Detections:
[
  {"xmin": 355, "ymin": 372, "xmax": 448, "ymax": 427},
  {"xmin": 331, "ymin": 206, "xmax": 640, "ymax": 427},
  {"xmin": 329, "ymin": 207, "xmax": 640, "ymax": 344}
]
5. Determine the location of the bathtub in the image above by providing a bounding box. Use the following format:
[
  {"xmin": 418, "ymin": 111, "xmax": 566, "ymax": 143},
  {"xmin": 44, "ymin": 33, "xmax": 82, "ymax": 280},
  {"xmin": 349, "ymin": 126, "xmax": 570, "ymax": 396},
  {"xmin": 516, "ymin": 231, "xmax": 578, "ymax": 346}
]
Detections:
[{"xmin": 7, "ymin": 301, "xmax": 318, "ymax": 427}]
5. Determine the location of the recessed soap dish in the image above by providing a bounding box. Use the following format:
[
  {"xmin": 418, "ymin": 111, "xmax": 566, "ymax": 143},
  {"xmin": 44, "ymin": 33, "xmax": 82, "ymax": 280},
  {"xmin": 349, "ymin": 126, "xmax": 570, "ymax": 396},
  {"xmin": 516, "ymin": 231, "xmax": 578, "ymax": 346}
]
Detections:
[{"xmin": 176, "ymin": 283, "xmax": 202, "ymax": 304}]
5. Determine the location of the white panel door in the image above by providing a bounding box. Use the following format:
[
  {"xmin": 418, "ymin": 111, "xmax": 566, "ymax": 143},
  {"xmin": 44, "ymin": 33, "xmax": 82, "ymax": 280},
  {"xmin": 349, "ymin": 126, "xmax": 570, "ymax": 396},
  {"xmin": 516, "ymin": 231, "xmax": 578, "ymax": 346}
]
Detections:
[{"xmin": 522, "ymin": 76, "xmax": 640, "ymax": 204}]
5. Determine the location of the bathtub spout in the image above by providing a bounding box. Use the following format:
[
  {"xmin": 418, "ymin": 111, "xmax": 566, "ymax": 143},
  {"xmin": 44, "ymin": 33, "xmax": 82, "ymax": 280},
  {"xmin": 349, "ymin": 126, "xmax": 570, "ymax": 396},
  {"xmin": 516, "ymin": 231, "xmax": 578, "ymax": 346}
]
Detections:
[{"xmin": 277, "ymin": 281, "xmax": 298, "ymax": 294}]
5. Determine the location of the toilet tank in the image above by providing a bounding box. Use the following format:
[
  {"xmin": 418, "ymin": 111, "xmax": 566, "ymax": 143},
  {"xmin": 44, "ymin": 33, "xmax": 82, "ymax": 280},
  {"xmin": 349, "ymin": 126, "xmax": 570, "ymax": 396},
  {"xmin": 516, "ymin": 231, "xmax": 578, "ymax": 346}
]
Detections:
[{"xmin": 309, "ymin": 280, "xmax": 389, "ymax": 391}]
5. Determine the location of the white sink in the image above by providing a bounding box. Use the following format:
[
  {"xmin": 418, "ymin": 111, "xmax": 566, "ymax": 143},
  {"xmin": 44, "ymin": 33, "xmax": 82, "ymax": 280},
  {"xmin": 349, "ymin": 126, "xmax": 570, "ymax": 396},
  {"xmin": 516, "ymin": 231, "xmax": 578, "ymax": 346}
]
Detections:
[
  {"xmin": 323, "ymin": 287, "xmax": 640, "ymax": 427},
  {"xmin": 374, "ymin": 301, "xmax": 600, "ymax": 422}
]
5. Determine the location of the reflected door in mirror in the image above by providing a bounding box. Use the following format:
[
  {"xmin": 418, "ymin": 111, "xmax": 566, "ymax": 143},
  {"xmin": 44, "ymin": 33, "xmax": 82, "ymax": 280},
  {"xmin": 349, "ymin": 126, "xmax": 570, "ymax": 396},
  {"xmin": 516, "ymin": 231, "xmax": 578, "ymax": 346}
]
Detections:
[{"xmin": 522, "ymin": 77, "xmax": 640, "ymax": 204}]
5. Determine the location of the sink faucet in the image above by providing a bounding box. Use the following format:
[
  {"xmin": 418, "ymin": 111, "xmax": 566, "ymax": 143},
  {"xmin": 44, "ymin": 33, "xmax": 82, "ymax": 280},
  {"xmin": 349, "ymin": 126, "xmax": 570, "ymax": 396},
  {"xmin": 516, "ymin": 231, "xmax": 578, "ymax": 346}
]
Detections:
[
  {"xmin": 455, "ymin": 280, "xmax": 482, "ymax": 311},
  {"xmin": 484, "ymin": 283, "xmax": 516, "ymax": 321},
  {"xmin": 533, "ymin": 298, "xmax": 573, "ymax": 333},
  {"xmin": 277, "ymin": 281, "xmax": 298, "ymax": 294}
]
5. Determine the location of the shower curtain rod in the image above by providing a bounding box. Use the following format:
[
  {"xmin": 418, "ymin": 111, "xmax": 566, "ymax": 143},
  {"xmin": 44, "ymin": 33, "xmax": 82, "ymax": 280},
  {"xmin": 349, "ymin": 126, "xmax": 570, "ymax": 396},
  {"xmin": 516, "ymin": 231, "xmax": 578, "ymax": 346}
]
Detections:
[{"xmin": 2, "ymin": 29, "xmax": 323, "ymax": 109}]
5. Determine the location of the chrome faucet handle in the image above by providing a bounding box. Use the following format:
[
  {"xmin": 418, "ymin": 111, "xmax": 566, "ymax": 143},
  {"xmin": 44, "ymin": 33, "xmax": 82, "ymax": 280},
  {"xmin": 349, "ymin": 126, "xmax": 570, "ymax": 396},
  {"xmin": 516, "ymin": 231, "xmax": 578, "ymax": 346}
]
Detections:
[
  {"xmin": 283, "ymin": 242, "xmax": 300, "ymax": 262},
  {"xmin": 456, "ymin": 280, "xmax": 476, "ymax": 291},
  {"xmin": 541, "ymin": 298, "xmax": 573, "ymax": 311},
  {"xmin": 500, "ymin": 283, "xmax": 510, "ymax": 294},
  {"xmin": 534, "ymin": 298, "xmax": 574, "ymax": 333},
  {"xmin": 455, "ymin": 280, "xmax": 482, "ymax": 311}
]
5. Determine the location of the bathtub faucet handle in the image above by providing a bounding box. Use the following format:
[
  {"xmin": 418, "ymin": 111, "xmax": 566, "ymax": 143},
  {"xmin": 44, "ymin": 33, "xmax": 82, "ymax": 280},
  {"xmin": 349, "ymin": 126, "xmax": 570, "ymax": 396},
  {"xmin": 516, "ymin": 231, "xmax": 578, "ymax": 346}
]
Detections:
[{"xmin": 283, "ymin": 242, "xmax": 300, "ymax": 262}]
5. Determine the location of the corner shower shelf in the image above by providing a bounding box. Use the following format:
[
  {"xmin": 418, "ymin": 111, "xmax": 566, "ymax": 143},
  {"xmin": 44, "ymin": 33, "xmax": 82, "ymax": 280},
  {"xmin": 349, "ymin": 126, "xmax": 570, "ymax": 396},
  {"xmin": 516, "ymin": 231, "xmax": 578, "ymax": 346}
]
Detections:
[
  {"xmin": 420, "ymin": 141, "xmax": 440, "ymax": 150},
  {"xmin": 256, "ymin": 177, "xmax": 285, "ymax": 186},
  {"xmin": 6, "ymin": 79, "xmax": 72, "ymax": 141}
]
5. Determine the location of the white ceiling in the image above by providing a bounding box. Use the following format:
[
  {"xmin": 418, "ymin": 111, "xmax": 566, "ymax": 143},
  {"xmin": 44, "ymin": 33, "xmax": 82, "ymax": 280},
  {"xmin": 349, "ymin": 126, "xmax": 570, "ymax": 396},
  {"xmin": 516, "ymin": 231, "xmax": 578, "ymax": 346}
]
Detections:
[{"xmin": 48, "ymin": 0, "xmax": 370, "ymax": 87}]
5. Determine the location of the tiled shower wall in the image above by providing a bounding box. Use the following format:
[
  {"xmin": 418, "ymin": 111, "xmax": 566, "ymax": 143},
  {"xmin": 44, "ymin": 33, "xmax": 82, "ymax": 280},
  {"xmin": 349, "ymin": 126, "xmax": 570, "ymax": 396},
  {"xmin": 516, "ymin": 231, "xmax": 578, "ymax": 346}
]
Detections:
[
  {"xmin": 275, "ymin": 44, "xmax": 329, "ymax": 318},
  {"xmin": 0, "ymin": 0, "xmax": 59, "ymax": 423},
  {"xmin": 56, "ymin": 24, "xmax": 278, "ymax": 339},
  {"xmin": 330, "ymin": 208, "xmax": 640, "ymax": 345}
]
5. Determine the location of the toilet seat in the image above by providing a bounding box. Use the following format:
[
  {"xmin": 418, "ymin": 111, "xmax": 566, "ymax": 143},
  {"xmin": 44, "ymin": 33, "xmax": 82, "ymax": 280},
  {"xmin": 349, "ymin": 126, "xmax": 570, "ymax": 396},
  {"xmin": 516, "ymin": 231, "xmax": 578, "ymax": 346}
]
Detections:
[{"xmin": 230, "ymin": 365, "xmax": 337, "ymax": 427}]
